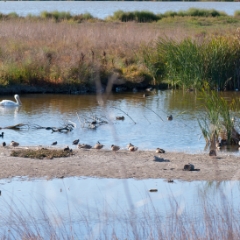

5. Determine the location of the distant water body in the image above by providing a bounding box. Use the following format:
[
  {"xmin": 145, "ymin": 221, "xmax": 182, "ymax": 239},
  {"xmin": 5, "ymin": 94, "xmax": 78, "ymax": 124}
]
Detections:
[{"xmin": 0, "ymin": 1, "xmax": 239, "ymax": 19}]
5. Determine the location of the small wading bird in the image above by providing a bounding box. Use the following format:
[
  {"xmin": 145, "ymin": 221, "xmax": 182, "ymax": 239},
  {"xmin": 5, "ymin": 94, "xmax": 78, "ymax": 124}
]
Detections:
[
  {"xmin": 10, "ymin": 141, "xmax": 19, "ymax": 147},
  {"xmin": 111, "ymin": 144, "xmax": 120, "ymax": 152},
  {"xmin": 0, "ymin": 132, "xmax": 4, "ymax": 138},
  {"xmin": 92, "ymin": 141, "xmax": 104, "ymax": 150},
  {"xmin": 0, "ymin": 94, "xmax": 22, "ymax": 106},
  {"xmin": 156, "ymin": 148, "xmax": 165, "ymax": 153},
  {"xmin": 72, "ymin": 139, "xmax": 79, "ymax": 145},
  {"xmin": 52, "ymin": 141, "xmax": 57, "ymax": 146}
]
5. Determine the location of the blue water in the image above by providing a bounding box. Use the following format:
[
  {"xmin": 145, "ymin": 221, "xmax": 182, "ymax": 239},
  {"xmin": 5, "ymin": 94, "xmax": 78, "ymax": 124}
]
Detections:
[
  {"xmin": 0, "ymin": 177, "xmax": 239, "ymax": 238},
  {"xmin": 0, "ymin": 1, "xmax": 239, "ymax": 19},
  {"xmin": 0, "ymin": 91, "xmax": 207, "ymax": 153}
]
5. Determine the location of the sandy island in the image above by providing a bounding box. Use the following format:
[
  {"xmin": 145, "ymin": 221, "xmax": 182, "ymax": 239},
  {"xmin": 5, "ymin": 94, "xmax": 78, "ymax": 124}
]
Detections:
[{"xmin": 1, "ymin": 146, "xmax": 240, "ymax": 181}]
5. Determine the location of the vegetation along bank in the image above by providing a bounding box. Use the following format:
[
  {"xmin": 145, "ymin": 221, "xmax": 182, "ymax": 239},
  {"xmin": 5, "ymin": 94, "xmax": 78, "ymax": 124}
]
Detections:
[{"xmin": 1, "ymin": 8, "xmax": 240, "ymax": 94}]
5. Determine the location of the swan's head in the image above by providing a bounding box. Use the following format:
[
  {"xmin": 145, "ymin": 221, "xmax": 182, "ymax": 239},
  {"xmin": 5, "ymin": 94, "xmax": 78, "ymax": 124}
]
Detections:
[{"xmin": 14, "ymin": 94, "xmax": 22, "ymax": 106}]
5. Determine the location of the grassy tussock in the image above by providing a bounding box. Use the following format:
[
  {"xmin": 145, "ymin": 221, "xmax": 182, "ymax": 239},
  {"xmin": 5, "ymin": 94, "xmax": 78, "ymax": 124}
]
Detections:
[{"xmin": 10, "ymin": 148, "xmax": 73, "ymax": 159}]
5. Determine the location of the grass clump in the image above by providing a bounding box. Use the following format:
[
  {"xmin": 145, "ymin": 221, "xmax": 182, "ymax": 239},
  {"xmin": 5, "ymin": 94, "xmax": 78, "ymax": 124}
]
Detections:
[
  {"xmin": 107, "ymin": 10, "xmax": 160, "ymax": 22},
  {"xmin": 198, "ymin": 85, "xmax": 240, "ymax": 148},
  {"xmin": 10, "ymin": 148, "xmax": 73, "ymax": 159}
]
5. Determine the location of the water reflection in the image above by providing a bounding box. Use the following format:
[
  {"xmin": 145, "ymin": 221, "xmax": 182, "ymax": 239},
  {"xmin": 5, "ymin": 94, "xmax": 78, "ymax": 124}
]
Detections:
[
  {"xmin": 1, "ymin": 91, "xmax": 240, "ymax": 153},
  {"xmin": 0, "ymin": 177, "xmax": 240, "ymax": 237}
]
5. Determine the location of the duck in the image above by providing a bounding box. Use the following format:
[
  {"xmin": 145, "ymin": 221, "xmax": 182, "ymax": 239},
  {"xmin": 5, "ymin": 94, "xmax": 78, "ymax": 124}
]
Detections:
[
  {"xmin": 78, "ymin": 143, "xmax": 92, "ymax": 149},
  {"xmin": 127, "ymin": 143, "xmax": 134, "ymax": 149},
  {"xmin": 92, "ymin": 141, "xmax": 104, "ymax": 150},
  {"xmin": 0, "ymin": 94, "xmax": 22, "ymax": 106},
  {"xmin": 63, "ymin": 146, "xmax": 70, "ymax": 151},
  {"xmin": 128, "ymin": 145, "xmax": 138, "ymax": 152},
  {"xmin": 167, "ymin": 115, "xmax": 173, "ymax": 121},
  {"xmin": 10, "ymin": 141, "xmax": 19, "ymax": 147},
  {"xmin": 116, "ymin": 116, "xmax": 125, "ymax": 120},
  {"xmin": 72, "ymin": 139, "xmax": 79, "ymax": 145},
  {"xmin": 156, "ymin": 148, "xmax": 165, "ymax": 153},
  {"xmin": 0, "ymin": 132, "xmax": 4, "ymax": 138},
  {"xmin": 52, "ymin": 141, "xmax": 57, "ymax": 146},
  {"xmin": 111, "ymin": 144, "xmax": 120, "ymax": 152}
]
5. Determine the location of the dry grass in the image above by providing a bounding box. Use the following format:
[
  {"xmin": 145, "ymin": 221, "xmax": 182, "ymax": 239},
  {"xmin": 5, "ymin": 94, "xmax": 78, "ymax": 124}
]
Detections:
[
  {"xmin": 10, "ymin": 148, "xmax": 73, "ymax": 159},
  {"xmin": 0, "ymin": 18, "xmax": 240, "ymax": 89}
]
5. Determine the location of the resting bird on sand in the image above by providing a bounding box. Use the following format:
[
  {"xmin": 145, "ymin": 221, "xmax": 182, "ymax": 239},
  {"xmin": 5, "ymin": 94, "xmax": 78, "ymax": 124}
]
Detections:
[
  {"xmin": 92, "ymin": 141, "xmax": 104, "ymax": 150},
  {"xmin": 10, "ymin": 141, "xmax": 19, "ymax": 147},
  {"xmin": 78, "ymin": 143, "xmax": 92, "ymax": 149},
  {"xmin": 156, "ymin": 148, "xmax": 165, "ymax": 153},
  {"xmin": 128, "ymin": 145, "xmax": 138, "ymax": 152},
  {"xmin": 111, "ymin": 145, "xmax": 120, "ymax": 152},
  {"xmin": 0, "ymin": 94, "xmax": 22, "ymax": 106}
]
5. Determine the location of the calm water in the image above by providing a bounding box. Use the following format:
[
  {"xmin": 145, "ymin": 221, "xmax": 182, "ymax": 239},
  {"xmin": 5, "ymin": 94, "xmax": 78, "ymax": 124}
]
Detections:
[
  {"xmin": 0, "ymin": 1, "xmax": 239, "ymax": 18},
  {"xmin": 0, "ymin": 177, "xmax": 239, "ymax": 237},
  {"xmin": 1, "ymin": 90, "xmax": 240, "ymax": 153},
  {"xmin": 1, "ymin": 91, "xmax": 204, "ymax": 152}
]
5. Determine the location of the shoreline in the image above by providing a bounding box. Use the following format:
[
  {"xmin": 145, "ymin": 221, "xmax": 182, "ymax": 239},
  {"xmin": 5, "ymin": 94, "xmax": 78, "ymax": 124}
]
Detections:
[{"xmin": 0, "ymin": 146, "xmax": 240, "ymax": 181}]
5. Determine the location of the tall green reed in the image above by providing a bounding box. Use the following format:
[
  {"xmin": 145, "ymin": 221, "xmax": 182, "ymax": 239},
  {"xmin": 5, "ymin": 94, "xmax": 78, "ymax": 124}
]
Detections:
[
  {"xmin": 156, "ymin": 35, "xmax": 240, "ymax": 90},
  {"xmin": 198, "ymin": 86, "xmax": 240, "ymax": 147}
]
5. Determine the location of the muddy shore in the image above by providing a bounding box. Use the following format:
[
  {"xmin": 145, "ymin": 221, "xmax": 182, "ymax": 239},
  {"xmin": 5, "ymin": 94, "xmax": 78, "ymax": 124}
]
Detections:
[{"xmin": 0, "ymin": 146, "xmax": 240, "ymax": 181}]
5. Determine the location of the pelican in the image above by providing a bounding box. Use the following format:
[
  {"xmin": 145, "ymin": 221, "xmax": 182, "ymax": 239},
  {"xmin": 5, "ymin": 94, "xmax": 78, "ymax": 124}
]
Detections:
[{"xmin": 0, "ymin": 94, "xmax": 22, "ymax": 106}]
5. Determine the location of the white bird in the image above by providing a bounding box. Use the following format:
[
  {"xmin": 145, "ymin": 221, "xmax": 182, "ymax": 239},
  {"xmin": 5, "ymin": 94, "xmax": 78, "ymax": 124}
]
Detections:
[{"xmin": 0, "ymin": 94, "xmax": 22, "ymax": 106}]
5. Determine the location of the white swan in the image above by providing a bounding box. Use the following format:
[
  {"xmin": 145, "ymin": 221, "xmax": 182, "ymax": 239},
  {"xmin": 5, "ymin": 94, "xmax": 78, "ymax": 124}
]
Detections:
[{"xmin": 0, "ymin": 94, "xmax": 22, "ymax": 106}]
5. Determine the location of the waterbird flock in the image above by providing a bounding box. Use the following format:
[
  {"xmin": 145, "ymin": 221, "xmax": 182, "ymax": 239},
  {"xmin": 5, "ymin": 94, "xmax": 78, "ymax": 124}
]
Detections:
[{"xmin": 0, "ymin": 94, "xmax": 169, "ymax": 153}]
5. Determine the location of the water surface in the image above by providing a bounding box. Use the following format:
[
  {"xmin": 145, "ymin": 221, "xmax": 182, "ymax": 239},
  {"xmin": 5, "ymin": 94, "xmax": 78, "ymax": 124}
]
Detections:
[
  {"xmin": 0, "ymin": 177, "xmax": 239, "ymax": 238},
  {"xmin": 1, "ymin": 90, "xmax": 240, "ymax": 153},
  {"xmin": 0, "ymin": 1, "xmax": 239, "ymax": 18}
]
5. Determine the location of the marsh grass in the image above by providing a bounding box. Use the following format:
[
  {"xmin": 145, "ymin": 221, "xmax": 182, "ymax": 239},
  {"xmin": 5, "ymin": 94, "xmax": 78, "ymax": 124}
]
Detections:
[{"xmin": 1, "ymin": 13, "xmax": 240, "ymax": 91}]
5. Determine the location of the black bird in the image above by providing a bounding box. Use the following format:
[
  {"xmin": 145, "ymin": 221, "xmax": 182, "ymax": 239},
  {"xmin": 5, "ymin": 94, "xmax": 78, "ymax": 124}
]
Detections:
[
  {"xmin": 52, "ymin": 141, "xmax": 57, "ymax": 146},
  {"xmin": 64, "ymin": 146, "xmax": 70, "ymax": 151},
  {"xmin": 72, "ymin": 139, "xmax": 79, "ymax": 145},
  {"xmin": 0, "ymin": 132, "xmax": 4, "ymax": 138},
  {"xmin": 2, "ymin": 142, "xmax": 6, "ymax": 147}
]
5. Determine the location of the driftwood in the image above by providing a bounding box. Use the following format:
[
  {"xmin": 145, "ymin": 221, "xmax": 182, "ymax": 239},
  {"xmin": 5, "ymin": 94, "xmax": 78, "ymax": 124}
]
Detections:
[
  {"xmin": 1, "ymin": 122, "xmax": 75, "ymax": 133},
  {"xmin": 3, "ymin": 123, "xmax": 29, "ymax": 130}
]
